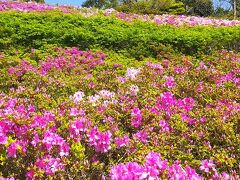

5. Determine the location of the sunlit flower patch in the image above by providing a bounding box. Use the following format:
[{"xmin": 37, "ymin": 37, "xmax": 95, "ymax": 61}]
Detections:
[{"xmin": 0, "ymin": 47, "xmax": 239, "ymax": 179}]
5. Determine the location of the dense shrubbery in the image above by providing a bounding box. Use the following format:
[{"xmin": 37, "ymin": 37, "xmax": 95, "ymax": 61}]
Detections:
[
  {"xmin": 0, "ymin": 47, "xmax": 239, "ymax": 179},
  {"xmin": 0, "ymin": 1, "xmax": 240, "ymax": 179},
  {"xmin": 0, "ymin": 11, "xmax": 240, "ymax": 59},
  {"xmin": 116, "ymin": 0, "xmax": 185, "ymax": 15}
]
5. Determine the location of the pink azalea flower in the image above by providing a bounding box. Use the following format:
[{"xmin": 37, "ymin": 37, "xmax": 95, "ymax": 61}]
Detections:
[
  {"xmin": 131, "ymin": 107, "xmax": 142, "ymax": 128},
  {"xmin": 35, "ymin": 156, "xmax": 64, "ymax": 176},
  {"xmin": 88, "ymin": 127, "xmax": 112, "ymax": 153},
  {"xmin": 200, "ymin": 159, "xmax": 216, "ymax": 173},
  {"xmin": 115, "ymin": 135, "xmax": 130, "ymax": 148},
  {"xmin": 134, "ymin": 130, "xmax": 148, "ymax": 143},
  {"xmin": 163, "ymin": 76, "xmax": 176, "ymax": 88},
  {"xmin": 0, "ymin": 131, "xmax": 7, "ymax": 145},
  {"xmin": 126, "ymin": 68, "xmax": 141, "ymax": 80}
]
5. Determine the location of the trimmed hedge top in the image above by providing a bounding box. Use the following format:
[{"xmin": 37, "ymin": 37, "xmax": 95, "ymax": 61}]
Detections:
[{"xmin": 0, "ymin": 11, "xmax": 240, "ymax": 58}]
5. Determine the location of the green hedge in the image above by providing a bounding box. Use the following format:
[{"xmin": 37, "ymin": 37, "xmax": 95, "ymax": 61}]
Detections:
[{"xmin": 0, "ymin": 11, "xmax": 239, "ymax": 58}]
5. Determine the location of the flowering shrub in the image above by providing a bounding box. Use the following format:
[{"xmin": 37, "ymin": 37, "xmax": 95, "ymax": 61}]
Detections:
[
  {"xmin": 0, "ymin": 47, "xmax": 239, "ymax": 179},
  {"xmin": 0, "ymin": 2, "xmax": 239, "ymax": 179},
  {"xmin": 105, "ymin": 11, "xmax": 240, "ymax": 27},
  {"xmin": 0, "ymin": 1, "xmax": 240, "ymax": 27},
  {"xmin": 0, "ymin": 0, "xmax": 72, "ymax": 12}
]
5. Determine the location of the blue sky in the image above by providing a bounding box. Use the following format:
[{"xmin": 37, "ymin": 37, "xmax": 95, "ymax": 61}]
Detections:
[
  {"xmin": 45, "ymin": 0, "xmax": 231, "ymax": 9},
  {"xmin": 45, "ymin": 0, "xmax": 84, "ymax": 6}
]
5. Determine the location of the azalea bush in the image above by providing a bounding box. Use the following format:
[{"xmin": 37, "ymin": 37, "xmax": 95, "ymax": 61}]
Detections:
[
  {"xmin": 1, "ymin": 1, "xmax": 240, "ymax": 27},
  {"xmin": 0, "ymin": 1, "xmax": 240, "ymax": 179},
  {"xmin": 0, "ymin": 0, "xmax": 73, "ymax": 13},
  {"xmin": 0, "ymin": 47, "xmax": 239, "ymax": 179}
]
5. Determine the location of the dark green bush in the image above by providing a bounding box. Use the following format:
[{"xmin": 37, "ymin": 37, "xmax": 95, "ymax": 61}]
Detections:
[{"xmin": 116, "ymin": 1, "xmax": 185, "ymax": 15}]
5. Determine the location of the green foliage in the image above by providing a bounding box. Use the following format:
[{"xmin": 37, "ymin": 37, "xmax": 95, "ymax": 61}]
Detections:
[
  {"xmin": 0, "ymin": 11, "xmax": 239, "ymax": 60},
  {"xmin": 181, "ymin": 0, "xmax": 214, "ymax": 16},
  {"xmin": 116, "ymin": 0, "xmax": 185, "ymax": 15},
  {"xmin": 82, "ymin": 0, "xmax": 119, "ymax": 9}
]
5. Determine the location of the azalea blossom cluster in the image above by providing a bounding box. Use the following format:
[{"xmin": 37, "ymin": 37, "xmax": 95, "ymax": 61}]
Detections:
[
  {"xmin": 34, "ymin": 156, "xmax": 64, "ymax": 176},
  {"xmin": 0, "ymin": 47, "xmax": 239, "ymax": 179},
  {"xmin": 1, "ymin": 1, "xmax": 240, "ymax": 27},
  {"xmin": 0, "ymin": 0, "xmax": 72, "ymax": 12},
  {"xmin": 104, "ymin": 10, "xmax": 240, "ymax": 27},
  {"xmin": 8, "ymin": 47, "xmax": 106, "ymax": 77},
  {"xmin": 88, "ymin": 127, "xmax": 112, "ymax": 153},
  {"xmin": 153, "ymin": 14, "xmax": 240, "ymax": 27},
  {"xmin": 0, "ymin": 98, "xmax": 68, "ymax": 174},
  {"xmin": 110, "ymin": 152, "xmax": 238, "ymax": 180}
]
